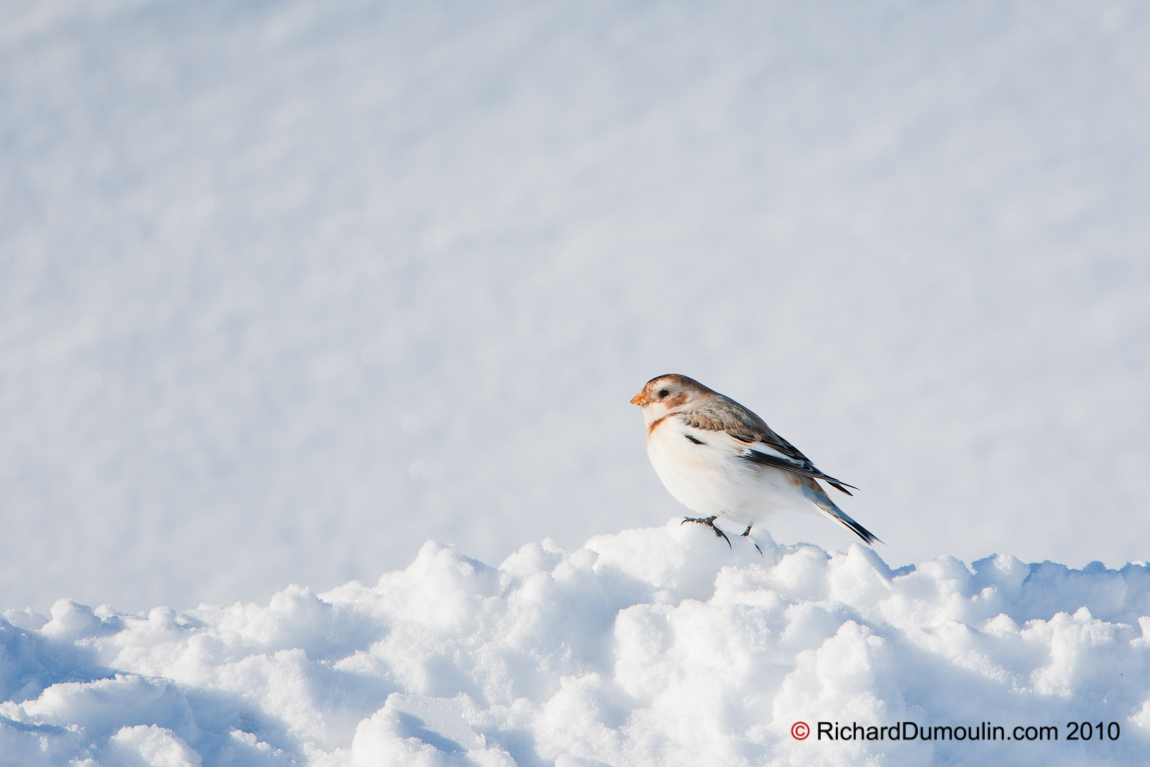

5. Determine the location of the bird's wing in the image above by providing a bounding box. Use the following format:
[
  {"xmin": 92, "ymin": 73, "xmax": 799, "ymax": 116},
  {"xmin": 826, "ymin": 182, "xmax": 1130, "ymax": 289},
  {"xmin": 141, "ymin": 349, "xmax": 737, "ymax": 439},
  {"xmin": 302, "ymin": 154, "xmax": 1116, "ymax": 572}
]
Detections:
[{"xmin": 678, "ymin": 398, "xmax": 857, "ymax": 496}]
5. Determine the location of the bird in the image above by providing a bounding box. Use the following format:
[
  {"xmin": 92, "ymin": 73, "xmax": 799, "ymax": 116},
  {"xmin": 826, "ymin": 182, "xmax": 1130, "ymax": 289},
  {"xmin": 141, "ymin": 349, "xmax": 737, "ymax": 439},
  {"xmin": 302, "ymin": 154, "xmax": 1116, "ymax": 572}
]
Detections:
[{"xmin": 630, "ymin": 374, "xmax": 879, "ymax": 548}]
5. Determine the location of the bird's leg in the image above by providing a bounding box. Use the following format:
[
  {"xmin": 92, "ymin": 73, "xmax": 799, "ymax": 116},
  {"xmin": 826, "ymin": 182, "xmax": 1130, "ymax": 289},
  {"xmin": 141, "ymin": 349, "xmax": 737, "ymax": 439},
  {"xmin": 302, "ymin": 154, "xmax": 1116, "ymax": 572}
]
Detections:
[
  {"xmin": 741, "ymin": 524, "xmax": 763, "ymax": 556},
  {"xmin": 681, "ymin": 516, "xmax": 732, "ymax": 548}
]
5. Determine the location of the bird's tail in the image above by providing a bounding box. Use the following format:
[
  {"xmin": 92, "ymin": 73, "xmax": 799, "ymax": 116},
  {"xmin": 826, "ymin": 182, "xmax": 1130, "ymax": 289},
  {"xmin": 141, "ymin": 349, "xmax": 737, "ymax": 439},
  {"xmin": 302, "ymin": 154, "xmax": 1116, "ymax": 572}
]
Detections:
[
  {"xmin": 825, "ymin": 504, "xmax": 881, "ymax": 545},
  {"xmin": 800, "ymin": 479, "xmax": 881, "ymax": 545}
]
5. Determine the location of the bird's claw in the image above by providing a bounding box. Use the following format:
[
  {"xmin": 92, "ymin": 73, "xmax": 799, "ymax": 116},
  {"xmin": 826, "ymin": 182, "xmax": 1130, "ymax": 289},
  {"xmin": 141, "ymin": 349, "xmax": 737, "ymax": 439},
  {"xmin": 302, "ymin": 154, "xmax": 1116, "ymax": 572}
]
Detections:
[
  {"xmin": 681, "ymin": 516, "xmax": 732, "ymax": 548},
  {"xmin": 740, "ymin": 525, "xmax": 763, "ymax": 555}
]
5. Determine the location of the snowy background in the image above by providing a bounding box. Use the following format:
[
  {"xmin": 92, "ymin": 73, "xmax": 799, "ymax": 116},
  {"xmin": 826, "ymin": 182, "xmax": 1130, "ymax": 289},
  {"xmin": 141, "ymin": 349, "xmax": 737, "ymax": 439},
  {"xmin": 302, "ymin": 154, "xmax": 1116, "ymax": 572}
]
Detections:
[
  {"xmin": 3, "ymin": 0, "xmax": 1150, "ymax": 618},
  {"xmin": 3, "ymin": 1, "xmax": 1150, "ymax": 764}
]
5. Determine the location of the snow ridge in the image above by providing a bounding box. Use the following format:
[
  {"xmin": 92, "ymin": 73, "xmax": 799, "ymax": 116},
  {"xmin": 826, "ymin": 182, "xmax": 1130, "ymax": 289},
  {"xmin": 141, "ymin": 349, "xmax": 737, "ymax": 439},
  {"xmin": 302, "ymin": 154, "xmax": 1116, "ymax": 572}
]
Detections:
[{"xmin": 2, "ymin": 521, "xmax": 1149, "ymax": 766}]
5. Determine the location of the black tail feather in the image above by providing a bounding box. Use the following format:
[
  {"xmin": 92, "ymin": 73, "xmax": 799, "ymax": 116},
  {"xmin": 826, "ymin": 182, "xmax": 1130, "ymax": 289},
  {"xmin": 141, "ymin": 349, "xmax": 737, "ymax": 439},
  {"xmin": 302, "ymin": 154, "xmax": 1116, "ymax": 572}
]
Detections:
[{"xmin": 838, "ymin": 514, "xmax": 881, "ymax": 545}]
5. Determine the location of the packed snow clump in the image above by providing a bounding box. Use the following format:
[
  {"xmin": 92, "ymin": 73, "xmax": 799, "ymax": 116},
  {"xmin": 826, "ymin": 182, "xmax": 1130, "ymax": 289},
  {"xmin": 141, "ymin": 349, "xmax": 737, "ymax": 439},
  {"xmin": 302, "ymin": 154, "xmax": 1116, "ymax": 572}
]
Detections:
[{"xmin": 2, "ymin": 521, "xmax": 1149, "ymax": 766}]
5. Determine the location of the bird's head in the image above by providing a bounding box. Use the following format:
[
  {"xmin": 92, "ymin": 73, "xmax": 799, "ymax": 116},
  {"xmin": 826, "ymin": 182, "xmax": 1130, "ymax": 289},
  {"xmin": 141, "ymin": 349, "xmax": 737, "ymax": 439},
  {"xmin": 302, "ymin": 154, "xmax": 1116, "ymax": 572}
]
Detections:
[{"xmin": 630, "ymin": 374, "xmax": 713, "ymax": 426}]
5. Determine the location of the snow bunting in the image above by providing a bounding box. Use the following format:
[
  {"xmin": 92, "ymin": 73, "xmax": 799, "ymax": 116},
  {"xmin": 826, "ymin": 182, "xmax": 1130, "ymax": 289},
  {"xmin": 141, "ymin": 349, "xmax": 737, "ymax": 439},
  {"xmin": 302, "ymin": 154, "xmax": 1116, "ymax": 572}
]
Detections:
[{"xmin": 631, "ymin": 374, "xmax": 879, "ymax": 547}]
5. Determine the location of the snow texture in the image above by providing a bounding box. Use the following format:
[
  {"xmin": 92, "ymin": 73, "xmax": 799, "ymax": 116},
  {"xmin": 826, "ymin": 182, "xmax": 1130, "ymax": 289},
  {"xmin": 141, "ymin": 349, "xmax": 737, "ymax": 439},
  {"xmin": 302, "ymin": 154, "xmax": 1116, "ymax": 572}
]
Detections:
[
  {"xmin": 2, "ymin": 522, "xmax": 1148, "ymax": 766},
  {"xmin": 2, "ymin": 0, "xmax": 1150, "ymax": 615}
]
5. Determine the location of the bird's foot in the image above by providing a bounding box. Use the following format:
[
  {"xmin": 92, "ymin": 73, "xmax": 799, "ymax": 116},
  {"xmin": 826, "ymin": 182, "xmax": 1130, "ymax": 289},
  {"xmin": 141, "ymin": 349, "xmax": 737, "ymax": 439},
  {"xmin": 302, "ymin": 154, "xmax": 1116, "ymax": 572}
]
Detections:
[
  {"xmin": 681, "ymin": 516, "xmax": 732, "ymax": 548},
  {"xmin": 741, "ymin": 525, "xmax": 763, "ymax": 556}
]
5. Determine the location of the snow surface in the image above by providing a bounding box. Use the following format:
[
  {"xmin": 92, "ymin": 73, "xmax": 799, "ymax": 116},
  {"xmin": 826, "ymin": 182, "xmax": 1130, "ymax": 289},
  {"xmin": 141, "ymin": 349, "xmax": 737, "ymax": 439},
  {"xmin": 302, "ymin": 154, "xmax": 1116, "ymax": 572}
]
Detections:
[
  {"xmin": 2, "ymin": 522, "xmax": 1149, "ymax": 766},
  {"xmin": 3, "ymin": 0, "xmax": 1150, "ymax": 615}
]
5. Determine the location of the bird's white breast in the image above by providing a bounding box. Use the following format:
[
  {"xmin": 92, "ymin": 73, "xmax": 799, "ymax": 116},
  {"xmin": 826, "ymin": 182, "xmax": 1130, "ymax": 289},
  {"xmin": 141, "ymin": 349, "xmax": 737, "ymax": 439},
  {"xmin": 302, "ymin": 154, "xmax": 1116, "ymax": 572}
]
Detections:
[{"xmin": 646, "ymin": 415, "xmax": 806, "ymax": 527}]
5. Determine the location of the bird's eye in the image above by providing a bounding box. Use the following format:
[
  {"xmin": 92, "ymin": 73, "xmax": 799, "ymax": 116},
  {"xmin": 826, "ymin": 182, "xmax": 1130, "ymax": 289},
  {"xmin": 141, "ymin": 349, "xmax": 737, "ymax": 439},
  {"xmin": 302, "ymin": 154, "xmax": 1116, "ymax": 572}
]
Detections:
[{"xmin": 658, "ymin": 389, "xmax": 670, "ymax": 399}]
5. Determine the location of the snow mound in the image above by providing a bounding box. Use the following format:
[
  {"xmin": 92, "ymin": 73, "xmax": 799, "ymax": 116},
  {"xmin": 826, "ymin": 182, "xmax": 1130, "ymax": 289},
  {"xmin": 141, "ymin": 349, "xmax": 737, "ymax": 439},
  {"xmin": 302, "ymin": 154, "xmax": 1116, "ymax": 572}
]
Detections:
[{"xmin": 3, "ymin": 521, "xmax": 1148, "ymax": 766}]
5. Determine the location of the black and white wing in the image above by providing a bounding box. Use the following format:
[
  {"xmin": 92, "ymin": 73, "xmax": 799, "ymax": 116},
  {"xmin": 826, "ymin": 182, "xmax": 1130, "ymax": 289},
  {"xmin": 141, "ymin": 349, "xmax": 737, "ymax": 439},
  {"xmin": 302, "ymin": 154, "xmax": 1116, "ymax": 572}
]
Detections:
[{"xmin": 678, "ymin": 396, "xmax": 857, "ymax": 496}]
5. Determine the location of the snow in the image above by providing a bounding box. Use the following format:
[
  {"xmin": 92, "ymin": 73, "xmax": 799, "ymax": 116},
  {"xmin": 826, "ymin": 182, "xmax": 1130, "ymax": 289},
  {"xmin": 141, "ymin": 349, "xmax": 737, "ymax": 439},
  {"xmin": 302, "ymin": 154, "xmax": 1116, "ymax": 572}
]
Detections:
[
  {"xmin": 2, "ymin": 0, "xmax": 1150, "ymax": 615},
  {"xmin": 3, "ymin": 523, "xmax": 1148, "ymax": 765},
  {"xmin": 3, "ymin": 3, "xmax": 1149, "ymax": 761}
]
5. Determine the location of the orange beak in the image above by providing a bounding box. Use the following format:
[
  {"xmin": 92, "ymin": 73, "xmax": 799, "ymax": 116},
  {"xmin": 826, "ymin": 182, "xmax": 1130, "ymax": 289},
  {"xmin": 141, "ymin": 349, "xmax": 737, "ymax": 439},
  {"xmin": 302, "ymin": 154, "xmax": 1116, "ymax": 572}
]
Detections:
[{"xmin": 630, "ymin": 390, "xmax": 648, "ymax": 406}]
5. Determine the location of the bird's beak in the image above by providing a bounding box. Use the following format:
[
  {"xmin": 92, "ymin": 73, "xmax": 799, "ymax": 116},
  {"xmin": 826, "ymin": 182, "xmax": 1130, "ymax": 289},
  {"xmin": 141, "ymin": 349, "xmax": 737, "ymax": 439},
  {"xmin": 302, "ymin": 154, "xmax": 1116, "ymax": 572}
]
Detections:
[{"xmin": 630, "ymin": 390, "xmax": 648, "ymax": 406}]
